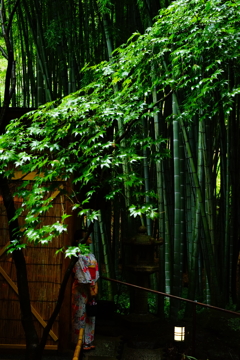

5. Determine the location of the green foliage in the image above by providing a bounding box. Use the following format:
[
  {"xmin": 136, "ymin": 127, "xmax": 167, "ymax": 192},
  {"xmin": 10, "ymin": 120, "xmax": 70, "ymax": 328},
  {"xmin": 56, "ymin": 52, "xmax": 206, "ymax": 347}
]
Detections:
[
  {"xmin": 227, "ymin": 317, "xmax": 240, "ymax": 332},
  {"xmin": 148, "ymin": 292, "xmax": 157, "ymax": 314},
  {"xmin": 129, "ymin": 204, "xmax": 159, "ymax": 219},
  {"xmin": 7, "ymin": 240, "xmax": 27, "ymax": 253},
  {"xmin": 97, "ymin": 0, "xmax": 113, "ymax": 14},
  {"xmin": 114, "ymin": 292, "xmax": 130, "ymax": 315},
  {"xmin": 65, "ymin": 243, "xmax": 90, "ymax": 258},
  {"xmin": 0, "ymin": 0, "xmax": 239, "ymax": 260},
  {"xmin": 0, "ymin": 38, "xmax": 7, "ymax": 100},
  {"xmin": 164, "ymin": 298, "xmax": 170, "ymax": 317},
  {"xmin": 99, "ymin": 279, "xmax": 130, "ymax": 313},
  {"xmin": 44, "ymin": 19, "xmax": 70, "ymax": 50}
]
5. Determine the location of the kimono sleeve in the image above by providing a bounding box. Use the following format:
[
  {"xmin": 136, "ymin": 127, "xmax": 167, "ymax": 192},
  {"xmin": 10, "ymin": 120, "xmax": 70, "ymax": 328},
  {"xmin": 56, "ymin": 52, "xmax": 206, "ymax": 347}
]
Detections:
[{"xmin": 74, "ymin": 254, "xmax": 92, "ymax": 283}]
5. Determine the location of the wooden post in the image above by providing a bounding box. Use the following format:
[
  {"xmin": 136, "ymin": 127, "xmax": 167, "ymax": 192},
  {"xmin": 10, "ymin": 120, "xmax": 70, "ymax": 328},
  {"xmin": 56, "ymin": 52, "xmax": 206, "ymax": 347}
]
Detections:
[{"xmin": 58, "ymin": 190, "xmax": 74, "ymax": 351}]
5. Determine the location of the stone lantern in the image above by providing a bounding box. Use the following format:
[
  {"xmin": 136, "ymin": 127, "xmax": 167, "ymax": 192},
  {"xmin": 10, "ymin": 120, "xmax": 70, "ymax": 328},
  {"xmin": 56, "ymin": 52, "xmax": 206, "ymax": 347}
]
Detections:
[{"xmin": 125, "ymin": 226, "xmax": 163, "ymax": 315}]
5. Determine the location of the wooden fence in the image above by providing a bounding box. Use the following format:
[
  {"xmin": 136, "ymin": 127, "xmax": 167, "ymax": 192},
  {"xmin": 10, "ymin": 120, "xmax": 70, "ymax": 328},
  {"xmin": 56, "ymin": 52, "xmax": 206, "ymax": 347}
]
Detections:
[{"xmin": 0, "ymin": 174, "xmax": 74, "ymax": 350}]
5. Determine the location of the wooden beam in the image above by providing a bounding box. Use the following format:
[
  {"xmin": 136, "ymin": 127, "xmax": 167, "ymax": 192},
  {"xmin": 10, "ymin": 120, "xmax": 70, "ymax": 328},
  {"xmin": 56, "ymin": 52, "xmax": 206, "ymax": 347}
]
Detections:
[
  {"xmin": 0, "ymin": 266, "xmax": 58, "ymax": 342},
  {"xmin": 0, "ymin": 344, "xmax": 58, "ymax": 350},
  {"xmin": 58, "ymin": 194, "xmax": 73, "ymax": 351},
  {"xmin": 46, "ymin": 185, "xmax": 64, "ymax": 204},
  {"xmin": 12, "ymin": 171, "xmax": 63, "ymax": 181},
  {"xmin": 0, "ymin": 242, "xmax": 10, "ymax": 258}
]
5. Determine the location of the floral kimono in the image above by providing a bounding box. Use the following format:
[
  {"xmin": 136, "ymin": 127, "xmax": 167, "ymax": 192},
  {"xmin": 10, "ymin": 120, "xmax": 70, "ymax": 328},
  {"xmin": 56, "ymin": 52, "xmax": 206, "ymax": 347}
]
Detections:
[{"xmin": 71, "ymin": 253, "xmax": 99, "ymax": 345}]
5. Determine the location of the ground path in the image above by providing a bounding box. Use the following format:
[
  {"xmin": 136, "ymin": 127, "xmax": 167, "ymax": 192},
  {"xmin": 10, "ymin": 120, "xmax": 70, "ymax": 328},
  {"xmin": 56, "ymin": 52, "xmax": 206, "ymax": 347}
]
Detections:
[{"xmin": 1, "ymin": 308, "xmax": 240, "ymax": 360}]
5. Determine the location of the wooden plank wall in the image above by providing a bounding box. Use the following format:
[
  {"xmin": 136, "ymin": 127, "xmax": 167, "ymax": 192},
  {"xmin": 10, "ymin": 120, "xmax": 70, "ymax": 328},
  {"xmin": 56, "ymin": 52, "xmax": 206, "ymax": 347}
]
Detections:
[{"xmin": 0, "ymin": 181, "xmax": 74, "ymax": 349}]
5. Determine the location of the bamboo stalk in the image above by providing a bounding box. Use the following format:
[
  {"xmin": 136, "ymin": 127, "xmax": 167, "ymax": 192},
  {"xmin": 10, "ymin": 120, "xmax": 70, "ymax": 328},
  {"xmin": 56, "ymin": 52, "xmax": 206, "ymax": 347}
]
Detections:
[
  {"xmin": 171, "ymin": 92, "xmax": 182, "ymax": 316},
  {"xmin": 187, "ymin": 116, "xmax": 203, "ymax": 306},
  {"xmin": 72, "ymin": 328, "xmax": 84, "ymax": 360},
  {"xmin": 162, "ymin": 165, "xmax": 171, "ymax": 296},
  {"xmin": 223, "ymin": 117, "xmax": 230, "ymax": 302},
  {"xmin": 99, "ymin": 210, "xmax": 113, "ymax": 300}
]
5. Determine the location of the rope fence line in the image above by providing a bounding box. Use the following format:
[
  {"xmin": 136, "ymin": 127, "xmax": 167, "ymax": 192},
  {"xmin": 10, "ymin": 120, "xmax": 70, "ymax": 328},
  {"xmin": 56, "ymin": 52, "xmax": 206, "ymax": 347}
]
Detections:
[
  {"xmin": 101, "ymin": 276, "xmax": 240, "ymax": 317},
  {"xmin": 102, "ymin": 275, "xmax": 240, "ymax": 356},
  {"xmin": 70, "ymin": 276, "xmax": 240, "ymax": 359}
]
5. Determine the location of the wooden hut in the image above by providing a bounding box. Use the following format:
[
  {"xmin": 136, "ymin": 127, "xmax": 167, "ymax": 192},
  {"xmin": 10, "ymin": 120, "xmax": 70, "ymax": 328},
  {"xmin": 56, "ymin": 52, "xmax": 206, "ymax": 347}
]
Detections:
[
  {"xmin": 0, "ymin": 109, "xmax": 75, "ymax": 351},
  {"xmin": 0, "ymin": 174, "xmax": 74, "ymax": 350}
]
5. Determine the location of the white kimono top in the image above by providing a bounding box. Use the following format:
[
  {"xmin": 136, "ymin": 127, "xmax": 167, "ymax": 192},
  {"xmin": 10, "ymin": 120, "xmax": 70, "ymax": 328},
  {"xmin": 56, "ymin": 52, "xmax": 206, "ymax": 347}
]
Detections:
[{"xmin": 72, "ymin": 253, "xmax": 99, "ymax": 288}]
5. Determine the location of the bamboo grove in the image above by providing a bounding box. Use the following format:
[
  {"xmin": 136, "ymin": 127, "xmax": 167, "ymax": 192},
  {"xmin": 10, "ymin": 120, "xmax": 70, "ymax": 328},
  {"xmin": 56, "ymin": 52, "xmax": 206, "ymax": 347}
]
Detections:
[
  {"xmin": 0, "ymin": 0, "xmax": 166, "ymax": 107},
  {"xmin": 1, "ymin": 0, "xmax": 240, "ymax": 325}
]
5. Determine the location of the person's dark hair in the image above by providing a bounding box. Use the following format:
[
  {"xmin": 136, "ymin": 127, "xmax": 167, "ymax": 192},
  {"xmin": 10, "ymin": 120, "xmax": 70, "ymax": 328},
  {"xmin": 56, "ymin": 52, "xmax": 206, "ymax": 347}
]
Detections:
[{"xmin": 72, "ymin": 228, "xmax": 88, "ymax": 246}]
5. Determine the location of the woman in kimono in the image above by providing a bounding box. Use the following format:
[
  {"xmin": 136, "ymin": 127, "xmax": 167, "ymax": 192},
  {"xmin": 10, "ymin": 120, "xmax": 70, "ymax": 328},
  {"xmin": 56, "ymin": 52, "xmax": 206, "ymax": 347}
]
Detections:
[{"xmin": 71, "ymin": 229, "xmax": 99, "ymax": 350}]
